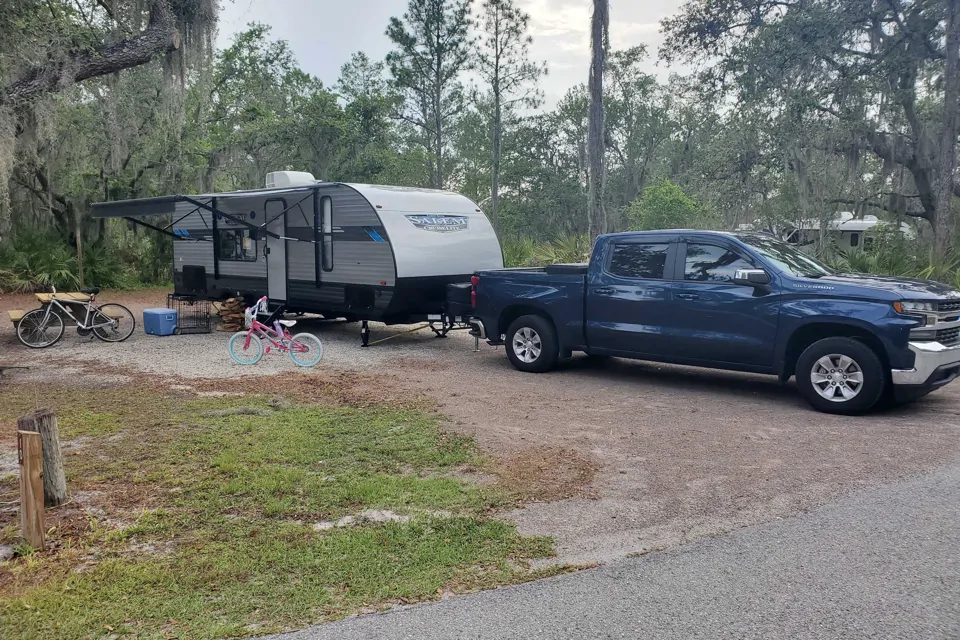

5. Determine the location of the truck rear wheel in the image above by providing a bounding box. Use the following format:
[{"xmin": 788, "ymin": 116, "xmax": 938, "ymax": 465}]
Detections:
[
  {"xmin": 795, "ymin": 337, "xmax": 885, "ymax": 415},
  {"xmin": 505, "ymin": 315, "xmax": 559, "ymax": 373}
]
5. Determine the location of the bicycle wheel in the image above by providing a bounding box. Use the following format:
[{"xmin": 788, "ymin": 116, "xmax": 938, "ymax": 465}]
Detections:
[
  {"xmin": 288, "ymin": 332, "xmax": 323, "ymax": 367},
  {"xmin": 228, "ymin": 331, "xmax": 263, "ymax": 365},
  {"xmin": 92, "ymin": 304, "xmax": 136, "ymax": 342},
  {"xmin": 17, "ymin": 308, "xmax": 65, "ymax": 348}
]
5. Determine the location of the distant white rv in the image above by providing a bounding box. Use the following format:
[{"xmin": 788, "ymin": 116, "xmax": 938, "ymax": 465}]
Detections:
[{"xmin": 738, "ymin": 212, "xmax": 914, "ymax": 250}]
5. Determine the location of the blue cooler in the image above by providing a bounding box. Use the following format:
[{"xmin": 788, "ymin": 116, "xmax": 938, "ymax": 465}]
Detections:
[{"xmin": 143, "ymin": 308, "xmax": 178, "ymax": 336}]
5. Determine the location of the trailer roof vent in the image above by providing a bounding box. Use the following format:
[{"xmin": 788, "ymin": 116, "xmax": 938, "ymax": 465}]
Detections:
[{"xmin": 266, "ymin": 171, "xmax": 317, "ymax": 188}]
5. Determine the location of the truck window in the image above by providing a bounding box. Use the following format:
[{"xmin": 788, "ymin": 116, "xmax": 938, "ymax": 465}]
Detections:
[
  {"xmin": 684, "ymin": 244, "xmax": 753, "ymax": 283},
  {"xmin": 608, "ymin": 243, "xmax": 670, "ymax": 279}
]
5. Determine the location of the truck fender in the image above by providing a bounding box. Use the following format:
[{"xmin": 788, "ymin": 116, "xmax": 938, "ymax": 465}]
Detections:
[{"xmin": 776, "ymin": 317, "xmax": 892, "ymax": 382}]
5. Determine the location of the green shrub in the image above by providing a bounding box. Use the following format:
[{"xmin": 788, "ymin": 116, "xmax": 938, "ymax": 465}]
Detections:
[
  {"xmin": 626, "ymin": 180, "xmax": 716, "ymax": 231},
  {"xmin": 0, "ymin": 230, "xmax": 79, "ymax": 292},
  {"xmin": 502, "ymin": 238, "xmax": 535, "ymax": 267},
  {"xmin": 532, "ymin": 234, "xmax": 592, "ymax": 265}
]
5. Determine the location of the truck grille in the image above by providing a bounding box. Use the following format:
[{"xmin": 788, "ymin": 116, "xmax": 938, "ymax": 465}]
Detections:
[
  {"xmin": 936, "ymin": 327, "xmax": 960, "ymax": 346},
  {"xmin": 937, "ymin": 300, "xmax": 960, "ymax": 313}
]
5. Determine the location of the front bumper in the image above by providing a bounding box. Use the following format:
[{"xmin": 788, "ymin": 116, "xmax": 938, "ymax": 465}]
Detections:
[{"xmin": 891, "ymin": 341, "xmax": 960, "ymax": 387}]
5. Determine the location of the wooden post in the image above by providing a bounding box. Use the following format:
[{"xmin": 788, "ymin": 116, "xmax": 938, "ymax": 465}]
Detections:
[
  {"xmin": 17, "ymin": 409, "xmax": 68, "ymax": 507},
  {"xmin": 18, "ymin": 431, "xmax": 45, "ymax": 550}
]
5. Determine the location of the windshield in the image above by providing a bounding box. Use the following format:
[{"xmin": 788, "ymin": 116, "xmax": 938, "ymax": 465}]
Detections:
[{"xmin": 736, "ymin": 234, "xmax": 835, "ymax": 278}]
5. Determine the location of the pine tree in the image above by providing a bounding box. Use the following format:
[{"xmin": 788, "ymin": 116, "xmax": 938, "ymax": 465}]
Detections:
[
  {"xmin": 475, "ymin": 0, "xmax": 545, "ymax": 229},
  {"xmin": 386, "ymin": 0, "xmax": 473, "ymax": 189}
]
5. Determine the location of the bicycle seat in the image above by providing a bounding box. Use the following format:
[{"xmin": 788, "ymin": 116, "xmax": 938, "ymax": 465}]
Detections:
[
  {"xmin": 80, "ymin": 287, "xmax": 100, "ymax": 295},
  {"xmin": 278, "ymin": 319, "xmax": 296, "ymax": 327}
]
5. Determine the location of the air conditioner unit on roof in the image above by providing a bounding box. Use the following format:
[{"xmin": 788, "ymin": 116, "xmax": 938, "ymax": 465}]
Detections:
[{"xmin": 265, "ymin": 171, "xmax": 317, "ymax": 188}]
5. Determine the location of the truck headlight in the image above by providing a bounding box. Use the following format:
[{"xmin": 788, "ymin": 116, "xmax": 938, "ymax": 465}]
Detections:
[
  {"xmin": 895, "ymin": 300, "xmax": 936, "ymax": 313},
  {"xmin": 910, "ymin": 329, "xmax": 937, "ymax": 341}
]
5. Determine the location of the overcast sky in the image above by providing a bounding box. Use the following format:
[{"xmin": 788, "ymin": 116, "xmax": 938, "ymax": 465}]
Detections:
[{"xmin": 217, "ymin": 0, "xmax": 687, "ymax": 108}]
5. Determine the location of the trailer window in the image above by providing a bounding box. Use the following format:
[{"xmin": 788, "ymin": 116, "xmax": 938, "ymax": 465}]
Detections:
[
  {"xmin": 217, "ymin": 229, "xmax": 257, "ymax": 262},
  {"xmin": 321, "ymin": 196, "xmax": 333, "ymax": 271}
]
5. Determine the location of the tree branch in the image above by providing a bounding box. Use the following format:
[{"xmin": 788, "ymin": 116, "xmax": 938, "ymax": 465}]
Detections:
[
  {"xmin": 830, "ymin": 197, "xmax": 929, "ymax": 220},
  {"xmin": 0, "ymin": 1, "xmax": 180, "ymax": 108}
]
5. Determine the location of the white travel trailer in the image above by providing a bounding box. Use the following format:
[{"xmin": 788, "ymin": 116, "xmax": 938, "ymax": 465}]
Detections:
[
  {"xmin": 782, "ymin": 212, "xmax": 915, "ymax": 249},
  {"xmin": 738, "ymin": 212, "xmax": 915, "ymax": 250},
  {"xmin": 91, "ymin": 172, "xmax": 504, "ymax": 335}
]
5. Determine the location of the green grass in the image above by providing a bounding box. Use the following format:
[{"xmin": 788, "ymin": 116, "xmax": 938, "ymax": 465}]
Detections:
[{"xmin": 0, "ymin": 389, "xmax": 558, "ymax": 639}]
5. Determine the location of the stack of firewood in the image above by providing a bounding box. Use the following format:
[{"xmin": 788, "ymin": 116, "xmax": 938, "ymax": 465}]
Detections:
[{"xmin": 218, "ymin": 297, "xmax": 246, "ymax": 332}]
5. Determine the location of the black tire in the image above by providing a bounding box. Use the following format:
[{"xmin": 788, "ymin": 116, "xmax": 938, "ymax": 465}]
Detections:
[
  {"xmin": 16, "ymin": 308, "xmax": 65, "ymax": 348},
  {"xmin": 505, "ymin": 315, "xmax": 559, "ymax": 373},
  {"xmin": 92, "ymin": 303, "xmax": 136, "ymax": 342},
  {"xmin": 795, "ymin": 337, "xmax": 885, "ymax": 415}
]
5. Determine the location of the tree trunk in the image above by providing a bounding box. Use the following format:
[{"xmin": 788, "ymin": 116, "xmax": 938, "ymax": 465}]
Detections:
[
  {"xmin": 935, "ymin": 0, "xmax": 960, "ymax": 261},
  {"xmin": 587, "ymin": 0, "xmax": 609, "ymax": 240},
  {"xmin": 0, "ymin": 1, "xmax": 181, "ymax": 107},
  {"xmin": 491, "ymin": 93, "xmax": 502, "ymax": 230},
  {"xmin": 17, "ymin": 409, "xmax": 68, "ymax": 508},
  {"xmin": 435, "ymin": 42, "xmax": 444, "ymax": 190},
  {"xmin": 75, "ymin": 210, "xmax": 84, "ymax": 288},
  {"xmin": 435, "ymin": 94, "xmax": 444, "ymax": 189}
]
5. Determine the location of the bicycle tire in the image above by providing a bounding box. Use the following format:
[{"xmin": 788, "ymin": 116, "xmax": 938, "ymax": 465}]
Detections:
[
  {"xmin": 92, "ymin": 304, "xmax": 136, "ymax": 342},
  {"xmin": 16, "ymin": 308, "xmax": 65, "ymax": 348},
  {"xmin": 228, "ymin": 331, "xmax": 263, "ymax": 365},
  {"xmin": 288, "ymin": 333, "xmax": 323, "ymax": 367}
]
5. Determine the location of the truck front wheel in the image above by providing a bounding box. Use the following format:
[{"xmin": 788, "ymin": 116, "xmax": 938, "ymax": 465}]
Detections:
[
  {"xmin": 505, "ymin": 315, "xmax": 560, "ymax": 373},
  {"xmin": 795, "ymin": 337, "xmax": 885, "ymax": 415}
]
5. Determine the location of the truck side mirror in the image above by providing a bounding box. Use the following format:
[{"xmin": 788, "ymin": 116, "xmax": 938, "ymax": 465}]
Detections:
[{"xmin": 734, "ymin": 269, "xmax": 771, "ymax": 286}]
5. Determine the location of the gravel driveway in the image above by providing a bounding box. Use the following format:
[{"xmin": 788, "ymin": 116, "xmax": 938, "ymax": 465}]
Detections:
[{"xmin": 3, "ymin": 290, "xmax": 960, "ymax": 567}]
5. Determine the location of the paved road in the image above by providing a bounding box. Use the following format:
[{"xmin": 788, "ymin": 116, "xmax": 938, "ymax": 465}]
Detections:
[{"xmin": 264, "ymin": 463, "xmax": 960, "ymax": 640}]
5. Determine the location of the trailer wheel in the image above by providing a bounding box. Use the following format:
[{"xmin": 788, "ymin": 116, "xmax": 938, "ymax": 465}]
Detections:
[{"xmin": 505, "ymin": 315, "xmax": 559, "ymax": 373}]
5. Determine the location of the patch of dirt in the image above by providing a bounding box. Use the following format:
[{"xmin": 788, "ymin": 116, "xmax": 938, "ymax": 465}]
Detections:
[
  {"xmin": 388, "ymin": 356, "xmax": 453, "ymax": 372},
  {"xmin": 313, "ymin": 509, "xmax": 412, "ymax": 531},
  {"xmin": 190, "ymin": 371, "xmax": 434, "ymax": 410},
  {"xmin": 494, "ymin": 447, "xmax": 599, "ymax": 503},
  {"xmin": 200, "ymin": 407, "xmax": 273, "ymax": 418}
]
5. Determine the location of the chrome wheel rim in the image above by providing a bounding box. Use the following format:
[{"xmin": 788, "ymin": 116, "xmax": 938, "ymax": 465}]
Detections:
[
  {"xmin": 512, "ymin": 327, "xmax": 542, "ymax": 363},
  {"xmin": 811, "ymin": 354, "xmax": 864, "ymax": 402}
]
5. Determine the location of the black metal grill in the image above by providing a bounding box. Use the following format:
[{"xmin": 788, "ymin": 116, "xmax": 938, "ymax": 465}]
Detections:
[
  {"xmin": 938, "ymin": 300, "xmax": 960, "ymax": 313},
  {"xmin": 936, "ymin": 327, "xmax": 960, "ymax": 346}
]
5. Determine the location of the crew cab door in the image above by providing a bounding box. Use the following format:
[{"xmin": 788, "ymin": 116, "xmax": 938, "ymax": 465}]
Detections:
[
  {"xmin": 585, "ymin": 237, "xmax": 678, "ymax": 357},
  {"xmin": 667, "ymin": 239, "xmax": 779, "ymax": 367}
]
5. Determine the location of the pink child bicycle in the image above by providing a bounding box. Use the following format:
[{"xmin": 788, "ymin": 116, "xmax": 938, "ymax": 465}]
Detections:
[{"xmin": 227, "ymin": 297, "xmax": 323, "ymax": 367}]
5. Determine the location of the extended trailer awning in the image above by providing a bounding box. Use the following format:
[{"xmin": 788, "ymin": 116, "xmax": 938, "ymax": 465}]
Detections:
[{"xmin": 90, "ymin": 185, "xmax": 322, "ymax": 243}]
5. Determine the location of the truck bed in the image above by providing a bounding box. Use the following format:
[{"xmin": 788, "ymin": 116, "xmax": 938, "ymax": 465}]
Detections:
[{"xmin": 472, "ymin": 264, "xmax": 587, "ymax": 347}]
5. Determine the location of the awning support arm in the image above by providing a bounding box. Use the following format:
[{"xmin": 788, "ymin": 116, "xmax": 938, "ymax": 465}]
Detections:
[
  {"xmin": 260, "ymin": 192, "xmax": 314, "ymax": 229},
  {"xmin": 163, "ymin": 204, "xmax": 203, "ymax": 232},
  {"xmin": 125, "ymin": 217, "xmax": 211, "ymax": 242},
  {"xmin": 181, "ymin": 197, "xmax": 282, "ymax": 240}
]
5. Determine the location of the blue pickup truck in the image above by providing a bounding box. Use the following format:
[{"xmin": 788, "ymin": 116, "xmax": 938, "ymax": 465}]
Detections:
[{"xmin": 469, "ymin": 230, "xmax": 960, "ymax": 414}]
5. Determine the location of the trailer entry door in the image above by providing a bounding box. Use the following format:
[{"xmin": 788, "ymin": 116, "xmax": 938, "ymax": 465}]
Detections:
[{"xmin": 265, "ymin": 199, "xmax": 287, "ymax": 302}]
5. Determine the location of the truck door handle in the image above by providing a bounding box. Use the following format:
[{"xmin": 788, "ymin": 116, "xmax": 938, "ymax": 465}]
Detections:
[
  {"xmin": 595, "ymin": 287, "xmax": 616, "ymax": 295},
  {"xmin": 675, "ymin": 293, "xmax": 699, "ymax": 300}
]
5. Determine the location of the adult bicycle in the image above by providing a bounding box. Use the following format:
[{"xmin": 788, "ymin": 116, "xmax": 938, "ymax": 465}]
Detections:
[{"xmin": 16, "ymin": 286, "xmax": 136, "ymax": 348}]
